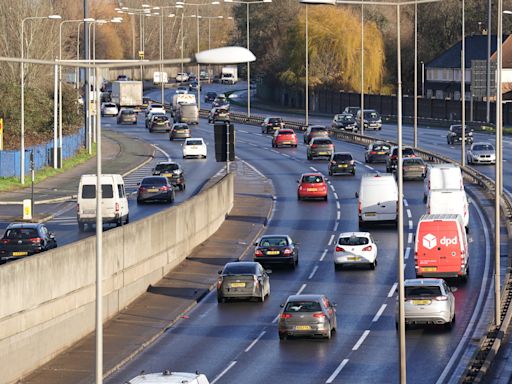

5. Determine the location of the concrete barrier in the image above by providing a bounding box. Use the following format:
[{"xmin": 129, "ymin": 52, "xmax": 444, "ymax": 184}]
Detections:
[{"xmin": 0, "ymin": 173, "xmax": 234, "ymax": 384}]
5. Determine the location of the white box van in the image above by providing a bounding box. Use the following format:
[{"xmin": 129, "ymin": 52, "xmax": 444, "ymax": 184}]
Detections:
[
  {"xmin": 356, "ymin": 174, "xmax": 398, "ymax": 227},
  {"xmin": 415, "ymin": 214, "xmax": 469, "ymax": 280},
  {"xmin": 423, "ymin": 164, "xmax": 463, "ymax": 202},
  {"xmin": 427, "ymin": 189, "xmax": 469, "ymax": 229},
  {"xmin": 127, "ymin": 371, "xmax": 209, "ymax": 384},
  {"xmin": 77, "ymin": 174, "xmax": 129, "ymax": 232}
]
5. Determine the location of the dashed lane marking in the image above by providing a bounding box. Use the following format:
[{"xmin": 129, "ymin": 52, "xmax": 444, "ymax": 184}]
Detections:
[
  {"xmin": 326, "ymin": 359, "xmax": 350, "ymax": 384},
  {"xmin": 296, "ymin": 283, "xmax": 307, "ymax": 295},
  {"xmin": 308, "ymin": 265, "xmax": 319, "ymax": 280},
  {"xmin": 328, "ymin": 234, "xmax": 335, "ymax": 246},
  {"xmin": 244, "ymin": 331, "xmax": 266, "ymax": 353},
  {"xmin": 352, "ymin": 330, "xmax": 370, "ymax": 351},
  {"xmin": 388, "ymin": 282, "xmax": 398, "ymax": 297},
  {"xmin": 211, "ymin": 361, "xmax": 237, "ymax": 384},
  {"xmin": 404, "ymin": 247, "xmax": 411, "ymax": 260},
  {"xmin": 372, "ymin": 304, "xmax": 387, "ymax": 322},
  {"xmin": 320, "ymin": 249, "xmax": 328, "ymax": 261}
]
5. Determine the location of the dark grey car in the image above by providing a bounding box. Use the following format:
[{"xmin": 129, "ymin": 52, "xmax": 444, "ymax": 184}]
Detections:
[
  {"xmin": 329, "ymin": 152, "xmax": 355, "ymax": 175},
  {"xmin": 253, "ymin": 235, "xmax": 299, "ymax": 268},
  {"xmin": 0, "ymin": 223, "xmax": 57, "ymax": 262},
  {"xmin": 278, "ymin": 294, "xmax": 337, "ymax": 340},
  {"xmin": 117, "ymin": 109, "xmax": 137, "ymax": 125},
  {"xmin": 169, "ymin": 123, "xmax": 191, "ymax": 140},
  {"xmin": 136, "ymin": 176, "xmax": 175, "ymax": 204},
  {"xmin": 365, "ymin": 142, "xmax": 391, "ymax": 163},
  {"xmin": 304, "ymin": 125, "xmax": 329, "ymax": 144},
  {"xmin": 217, "ymin": 262, "xmax": 271, "ymax": 303},
  {"xmin": 307, "ymin": 137, "xmax": 334, "ymax": 160}
]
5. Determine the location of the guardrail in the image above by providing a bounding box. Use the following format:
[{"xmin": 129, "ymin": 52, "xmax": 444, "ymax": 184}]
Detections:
[{"xmin": 203, "ymin": 108, "xmax": 512, "ymax": 383}]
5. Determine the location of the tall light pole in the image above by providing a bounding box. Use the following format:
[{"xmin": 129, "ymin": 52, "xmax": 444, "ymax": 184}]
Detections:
[
  {"xmin": 20, "ymin": 14, "xmax": 61, "ymax": 183},
  {"xmin": 461, "ymin": 0, "xmax": 466, "ymax": 166},
  {"xmin": 224, "ymin": 0, "xmax": 272, "ymax": 117},
  {"xmin": 486, "ymin": 0, "xmax": 492, "ymax": 123},
  {"xmin": 360, "ymin": 3, "xmax": 364, "ymax": 136},
  {"xmin": 413, "ymin": 2, "xmax": 418, "ymax": 147},
  {"xmin": 306, "ymin": 4, "xmax": 309, "ymax": 125}
]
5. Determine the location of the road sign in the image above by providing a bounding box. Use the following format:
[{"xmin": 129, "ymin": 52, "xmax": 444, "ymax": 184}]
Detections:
[
  {"xmin": 471, "ymin": 59, "xmax": 496, "ymax": 98},
  {"xmin": 0, "ymin": 118, "xmax": 3, "ymax": 150},
  {"xmin": 23, "ymin": 199, "xmax": 32, "ymax": 220},
  {"xmin": 138, "ymin": 50, "xmax": 144, "ymax": 59}
]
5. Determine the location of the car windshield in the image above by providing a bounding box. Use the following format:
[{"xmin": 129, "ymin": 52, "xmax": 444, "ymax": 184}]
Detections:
[
  {"xmin": 259, "ymin": 237, "xmax": 289, "ymax": 247},
  {"xmin": 278, "ymin": 130, "xmax": 294, "ymax": 135},
  {"xmin": 405, "ymin": 286, "xmax": 442, "ymax": 298},
  {"xmin": 332, "ymin": 154, "xmax": 352, "ymax": 161},
  {"xmin": 364, "ymin": 111, "xmax": 379, "ymax": 118},
  {"xmin": 187, "ymin": 140, "xmax": 203, "ymax": 146},
  {"xmin": 302, "ymin": 175, "xmax": 323, "ymax": 183},
  {"xmin": 338, "ymin": 236, "xmax": 369, "ymax": 246},
  {"xmin": 155, "ymin": 163, "xmax": 179, "ymax": 172},
  {"xmin": 285, "ymin": 301, "xmax": 322, "ymax": 312},
  {"xmin": 313, "ymin": 139, "xmax": 332, "ymax": 145},
  {"xmin": 473, "ymin": 144, "xmax": 494, "ymax": 151},
  {"xmin": 5, "ymin": 228, "xmax": 39, "ymax": 239},
  {"xmin": 223, "ymin": 264, "xmax": 257, "ymax": 275},
  {"xmin": 141, "ymin": 177, "xmax": 166, "ymax": 186}
]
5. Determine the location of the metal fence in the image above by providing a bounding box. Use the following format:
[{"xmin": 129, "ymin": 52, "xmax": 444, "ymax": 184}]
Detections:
[{"xmin": 0, "ymin": 127, "xmax": 85, "ymax": 178}]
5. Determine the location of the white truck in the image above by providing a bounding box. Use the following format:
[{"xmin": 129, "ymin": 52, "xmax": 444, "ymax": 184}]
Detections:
[
  {"xmin": 221, "ymin": 66, "xmax": 238, "ymax": 85},
  {"xmin": 171, "ymin": 93, "xmax": 196, "ymax": 116},
  {"xmin": 153, "ymin": 71, "xmax": 168, "ymax": 85},
  {"xmin": 111, "ymin": 80, "xmax": 143, "ymax": 108}
]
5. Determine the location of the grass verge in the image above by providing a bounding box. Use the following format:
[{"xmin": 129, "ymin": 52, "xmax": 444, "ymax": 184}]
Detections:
[{"xmin": 0, "ymin": 145, "xmax": 96, "ymax": 192}]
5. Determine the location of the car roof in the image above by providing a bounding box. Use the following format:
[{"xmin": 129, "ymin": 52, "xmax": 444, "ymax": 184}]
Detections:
[
  {"xmin": 260, "ymin": 234, "xmax": 290, "ymax": 239},
  {"xmin": 301, "ymin": 172, "xmax": 323, "ymax": 178},
  {"xmin": 224, "ymin": 261, "xmax": 259, "ymax": 268},
  {"xmin": 156, "ymin": 161, "xmax": 179, "ymax": 166},
  {"xmin": 141, "ymin": 176, "xmax": 167, "ymax": 181},
  {"xmin": 6, "ymin": 222, "xmax": 41, "ymax": 229},
  {"xmin": 310, "ymin": 137, "xmax": 332, "ymax": 142},
  {"xmin": 286, "ymin": 294, "xmax": 325, "ymax": 302},
  {"xmin": 333, "ymin": 152, "xmax": 352, "ymax": 156},
  {"xmin": 337, "ymin": 232, "xmax": 371, "ymax": 238},
  {"xmin": 404, "ymin": 278, "xmax": 444, "ymax": 286}
]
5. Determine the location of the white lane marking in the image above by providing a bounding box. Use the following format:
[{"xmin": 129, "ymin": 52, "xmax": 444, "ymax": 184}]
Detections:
[
  {"xmin": 151, "ymin": 144, "xmax": 171, "ymax": 161},
  {"xmin": 336, "ymin": 211, "xmax": 341, "ymax": 220},
  {"xmin": 326, "ymin": 359, "xmax": 350, "ymax": 384},
  {"xmin": 249, "ymin": 143, "xmax": 258, "ymax": 147},
  {"xmin": 244, "ymin": 331, "xmax": 266, "ymax": 353},
  {"xmin": 364, "ymin": 165, "xmax": 373, "ymax": 170},
  {"xmin": 271, "ymin": 150, "xmax": 279, "ymax": 154},
  {"xmin": 408, "ymin": 233, "xmax": 413, "ymax": 244},
  {"xmin": 333, "ymin": 222, "xmax": 339, "ymax": 232},
  {"xmin": 211, "ymin": 361, "xmax": 237, "ymax": 384},
  {"xmin": 403, "ymin": 199, "xmax": 409, "ymax": 207},
  {"xmin": 336, "ymin": 201, "xmax": 340, "ymax": 209},
  {"xmin": 320, "ymin": 249, "xmax": 328, "ymax": 261},
  {"xmin": 308, "ymin": 265, "xmax": 319, "ymax": 280},
  {"xmin": 272, "ymin": 314, "xmax": 279, "ymax": 324},
  {"xmin": 329, "ymin": 184, "xmax": 335, "ymax": 192},
  {"xmin": 388, "ymin": 282, "xmax": 398, "ymax": 297},
  {"xmin": 435, "ymin": 195, "xmax": 492, "ymax": 384},
  {"xmin": 240, "ymin": 159, "xmax": 267, "ymax": 179},
  {"xmin": 406, "ymin": 209, "xmax": 412, "ymax": 218},
  {"xmin": 310, "ymin": 166, "xmax": 318, "ymax": 171},
  {"xmin": 282, "ymin": 153, "xmax": 290, "ymax": 158},
  {"xmin": 408, "ymin": 220, "xmax": 413, "ymax": 230},
  {"xmin": 239, "ymin": 130, "xmax": 249, "ymax": 133},
  {"xmin": 334, "ymin": 192, "xmax": 339, "ymax": 200},
  {"xmin": 328, "ymin": 234, "xmax": 335, "ymax": 246},
  {"xmin": 404, "ymin": 247, "xmax": 411, "ymax": 260},
  {"xmin": 296, "ymin": 283, "xmax": 307, "ymax": 295},
  {"xmin": 372, "ymin": 304, "xmax": 387, "ymax": 322},
  {"xmin": 352, "ymin": 330, "xmax": 370, "ymax": 351}
]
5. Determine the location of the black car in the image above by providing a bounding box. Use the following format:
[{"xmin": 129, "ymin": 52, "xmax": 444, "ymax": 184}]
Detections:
[
  {"xmin": 447, "ymin": 124, "xmax": 473, "ymax": 145},
  {"xmin": 152, "ymin": 161, "xmax": 186, "ymax": 191},
  {"xmin": 261, "ymin": 117, "xmax": 284, "ymax": 134},
  {"xmin": 386, "ymin": 146, "xmax": 417, "ymax": 173},
  {"xmin": 0, "ymin": 222, "xmax": 57, "ymax": 262},
  {"xmin": 365, "ymin": 142, "xmax": 391, "ymax": 163},
  {"xmin": 136, "ymin": 176, "xmax": 175, "ymax": 204},
  {"xmin": 204, "ymin": 92, "xmax": 217, "ymax": 103},
  {"xmin": 331, "ymin": 113, "xmax": 357, "ymax": 131},
  {"xmin": 253, "ymin": 234, "xmax": 299, "ymax": 268},
  {"xmin": 329, "ymin": 152, "xmax": 356, "ymax": 176}
]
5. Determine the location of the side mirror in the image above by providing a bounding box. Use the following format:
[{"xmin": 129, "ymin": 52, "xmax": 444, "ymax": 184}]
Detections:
[
  {"xmin": 355, "ymin": 192, "xmax": 359, "ymax": 198},
  {"xmin": 253, "ymin": 241, "xmax": 258, "ymax": 246},
  {"xmin": 136, "ymin": 182, "xmax": 140, "ymax": 186},
  {"xmin": 49, "ymin": 233, "xmax": 55, "ymax": 239},
  {"xmin": 297, "ymin": 179, "xmax": 300, "ymax": 183},
  {"xmin": 218, "ymin": 270, "xmax": 222, "ymax": 275},
  {"xmin": 280, "ymin": 303, "xmax": 285, "ymax": 308}
]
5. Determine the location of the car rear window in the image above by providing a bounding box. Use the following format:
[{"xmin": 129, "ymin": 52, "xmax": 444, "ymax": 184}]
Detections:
[
  {"xmin": 105, "ymin": 103, "xmax": 116, "ymax": 108},
  {"xmin": 338, "ymin": 236, "xmax": 369, "ymax": 246},
  {"xmin": 223, "ymin": 264, "xmax": 257, "ymax": 275},
  {"xmin": 404, "ymin": 158, "xmax": 424, "ymax": 165},
  {"xmin": 155, "ymin": 163, "xmax": 179, "ymax": 172},
  {"xmin": 302, "ymin": 175, "xmax": 323, "ymax": 183},
  {"xmin": 373, "ymin": 144, "xmax": 390, "ymax": 151},
  {"xmin": 187, "ymin": 140, "xmax": 203, "ymax": 146},
  {"xmin": 313, "ymin": 139, "xmax": 332, "ymax": 145},
  {"xmin": 333, "ymin": 153, "xmax": 352, "ymax": 161},
  {"xmin": 154, "ymin": 115, "xmax": 168, "ymax": 122},
  {"xmin": 151, "ymin": 104, "xmax": 163, "ymax": 109},
  {"xmin": 5, "ymin": 228, "xmax": 39, "ymax": 239},
  {"xmin": 141, "ymin": 177, "xmax": 166, "ymax": 186},
  {"xmin": 405, "ymin": 286, "xmax": 442, "ymax": 298},
  {"xmin": 284, "ymin": 301, "xmax": 322, "ymax": 312},
  {"xmin": 278, "ymin": 130, "xmax": 294, "ymax": 135},
  {"xmin": 311, "ymin": 127, "xmax": 327, "ymax": 133},
  {"xmin": 122, "ymin": 110, "xmax": 135, "ymax": 115},
  {"xmin": 174, "ymin": 125, "xmax": 189, "ymax": 130},
  {"xmin": 269, "ymin": 118, "xmax": 282, "ymax": 123},
  {"xmin": 81, "ymin": 184, "xmax": 114, "ymax": 199},
  {"xmin": 259, "ymin": 237, "xmax": 289, "ymax": 247}
]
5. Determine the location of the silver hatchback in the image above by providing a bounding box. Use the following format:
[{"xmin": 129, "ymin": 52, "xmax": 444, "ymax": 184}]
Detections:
[
  {"xmin": 397, "ymin": 278, "xmax": 456, "ymax": 330},
  {"xmin": 278, "ymin": 294, "xmax": 337, "ymax": 340},
  {"xmin": 217, "ymin": 262, "xmax": 270, "ymax": 303}
]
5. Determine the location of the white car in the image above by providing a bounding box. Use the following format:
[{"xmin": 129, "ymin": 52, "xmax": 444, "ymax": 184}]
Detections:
[
  {"xmin": 183, "ymin": 138, "xmax": 207, "ymax": 159},
  {"xmin": 175, "ymin": 72, "xmax": 190, "ymax": 83},
  {"xmin": 145, "ymin": 103, "xmax": 165, "ymax": 116},
  {"xmin": 127, "ymin": 370, "xmax": 210, "ymax": 384},
  {"xmin": 101, "ymin": 102, "xmax": 118, "ymax": 116},
  {"xmin": 334, "ymin": 232, "xmax": 377, "ymax": 270}
]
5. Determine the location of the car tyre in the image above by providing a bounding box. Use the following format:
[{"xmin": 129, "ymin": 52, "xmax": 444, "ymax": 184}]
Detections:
[
  {"xmin": 351, "ymin": 170, "xmax": 356, "ymax": 176},
  {"xmin": 125, "ymin": 214, "xmax": 129, "ymax": 224},
  {"xmin": 259, "ymin": 289, "xmax": 265, "ymax": 303},
  {"xmin": 370, "ymin": 260, "xmax": 376, "ymax": 270},
  {"xmin": 324, "ymin": 195, "xmax": 328, "ymax": 201},
  {"xmin": 217, "ymin": 296, "xmax": 225, "ymax": 304},
  {"xmin": 279, "ymin": 332, "xmax": 287, "ymax": 341},
  {"xmin": 325, "ymin": 327, "xmax": 332, "ymax": 340},
  {"xmin": 334, "ymin": 264, "xmax": 342, "ymax": 271}
]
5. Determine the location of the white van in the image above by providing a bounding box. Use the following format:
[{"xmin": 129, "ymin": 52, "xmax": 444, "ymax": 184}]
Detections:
[
  {"xmin": 356, "ymin": 174, "xmax": 398, "ymax": 227},
  {"xmin": 427, "ymin": 189, "xmax": 469, "ymax": 229},
  {"xmin": 77, "ymin": 174, "xmax": 129, "ymax": 232},
  {"xmin": 423, "ymin": 164, "xmax": 463, "ymax": 202},
  {"xmin": 127, "ymin": 371, "xmax": 209, "ymax": 384}
]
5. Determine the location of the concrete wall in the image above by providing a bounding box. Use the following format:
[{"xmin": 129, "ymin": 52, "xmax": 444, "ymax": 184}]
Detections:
[{"xmin": 0, "ymin": 173, "xmax": 234, "ymax": 384}]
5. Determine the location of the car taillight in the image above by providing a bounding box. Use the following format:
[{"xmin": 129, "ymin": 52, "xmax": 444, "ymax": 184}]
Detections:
[
  {"xmin": 313, "ymin": 312, "xmax": 326, "ymax": 319},
  {"xmin": 0, "ymin": 239, "xmax": 9, "ymax": 244},
  {"xmin": 280, "ymin": 313, "xmax": 292, "ymax": 319},
  {"xmin": 362, "ymin": 245, "xmax": 372, "ymax": 251},
  {"xmin": 311, "ymin": 144, "xmax": 317, "ymax": 148},
  {"xmin": 435, "ymin": 296, "xmax": 447, "ymax": 301},
  {"xmin": 370, "ymin": 151, "xmax": 377, "ymax": 154},
  {"xmin": 391, "ymin": 155, "xmax": 397, "ymax": 160},
  {"xmin": 358, "ymin": 201, "xmax": 362, "ymax": 214},
  {"xmin": 283, "ymin": 248, "xmax": 292, "ymax": 255},
  {"xmin": 29, "ymin": 238, "xmax": 41, "ymax": 244},
  {"xmin": 217, "ymin": 278, "xmax": 223, "ymax": 289},
  {"xmin": 159, "ymin": 186, "xmax": 169, "ymax": 191},
  {"xmin": 255, "ymin": 249, "xmax": 263, "ymax": 257},
  {"xmin": 139, "ymin": 186, "xmax": 147, "ymax": 192},
  {"xmin": 115, "ymin": 202, "xmax": 120, "ymax": 213},
  {"xmin": 350, "ymin": 160, "xmax": 355, "ymax": 165},
  {"xmin": 335, "ymin": 246, "xmax": 345, "ymax": 252}
]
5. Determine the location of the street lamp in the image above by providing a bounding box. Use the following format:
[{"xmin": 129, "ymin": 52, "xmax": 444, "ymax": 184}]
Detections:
[
  {"xmin": 224, "ymin": 0, "xmax": 272, "ymax": 117},
  {"xmin": 360, "ymin": 3, "xmax": 364, "ymax": 136},
  {"xmin": 461, "ymin": 0, "xmax": 466, "ymax": 166},
  {"xmin": 20, "ymin": 14, "xmax": 61, "ymax": 183},
  {"xmin": 413, "ymin": 2, "xmax": 418, "ymax": 147}
]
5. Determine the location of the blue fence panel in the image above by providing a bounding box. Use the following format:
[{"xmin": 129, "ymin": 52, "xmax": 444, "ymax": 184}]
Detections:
[{"xmin": 0, "ymin": 151, "xmax": 16, "ymax": 178}]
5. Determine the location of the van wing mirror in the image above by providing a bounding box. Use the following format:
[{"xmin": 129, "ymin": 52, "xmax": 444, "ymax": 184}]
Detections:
[{"xmin": 355, "ymin": 192, "xmax": 359, "ymax": 198}]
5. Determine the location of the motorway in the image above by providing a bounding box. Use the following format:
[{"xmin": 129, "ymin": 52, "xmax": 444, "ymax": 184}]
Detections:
[{"xmin": 95, "ymin": 83, "xmax": 497, "ymax": 383}]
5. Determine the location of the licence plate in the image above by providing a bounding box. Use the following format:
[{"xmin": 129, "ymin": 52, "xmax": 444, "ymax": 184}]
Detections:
[
  {"xmin": 295, "ymin": 325, "xmax": 312, "ymax": 331},
  {"xmin": 339, "ymin": 164, "xmax": 348, "ymax": 168},
  {"xmin": 191, "ymin": 146, "xmax": 198, "ymax": 149},
  {"xmin": 267, "ymin": 251, "xmax": 280, "ymax": 255},
  {"xmin": 348, "ymin": 256, "xmax": 361, "ymax": 261},
  {"xmin": 282, "ymin": 141, "xmax": 291, "ymax": 144},
  {"xmin": 422, "ymin": 267, "xmax": 437, "ymax": 272},
  {"xmin": 365, "ymin": 212, "xmax": 376, "ymax": 217},
  {"xmin": 412, "ymin": 299, "xmax": 431, "ymax": 305},
  {"xmin": 162, "ymin": 173, "xmax": 171, "ymax": 177},
  {"xmin": 307, "ymin": 188, "xmax": 318, "ymax": 192},
  {"xmin": 230, "ymin": 282, "xmax": 246, "ymax": 288},
  {"xmin": 12, "ymin": 252, "xmax": 28, "ymax": 256},
  {"xmin": 147, "ymin": 188, "xmax": 159, "ymax": 192},
  {"xmin": 319, "ymin": 152, "xmax": 328, "ymax": 155}
]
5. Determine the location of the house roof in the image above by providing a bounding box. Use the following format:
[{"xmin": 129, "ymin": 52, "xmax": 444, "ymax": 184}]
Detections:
[
  {"xmin": 490, "ymin": 35, "xmax": 512, "ymax": 67},
  {"xmin": 426, "ymin": 34, "xmax": 507, "ymax": 68}
]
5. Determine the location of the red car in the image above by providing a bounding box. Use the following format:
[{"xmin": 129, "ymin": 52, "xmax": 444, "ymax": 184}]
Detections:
[
  {"xmin": 297, "ymin": 173, "xmax": 328, "ymax": 201},
  {"xmin": 272, "ymin": 129, "xmax": 298, "ymax": 148}
]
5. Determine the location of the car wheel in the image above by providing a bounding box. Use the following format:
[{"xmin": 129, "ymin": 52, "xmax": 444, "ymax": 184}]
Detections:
[
  {"xmin": 358, "ymin": 220, "xmax": 365, "ymax": 229},
  {"xmin": 125, "ymin": 214, "xmax": 129, "ymax": 224},
  {"xmin": 78, "ymin": 222, "xmax": 85, "ymax": 232},
  {"xmin": 297, "ymin": 194, "xmax": 302, "ymax": 201},
  {"xmin": 351, "ymin": 170, "xmax": 356, "ymax": 176},
  {"xmin": 329, "ymin": 170, "xmax": 332, "ymax": 176},
  {"xmin": 325, "ymin": 327, "xmax": 332, "ymax": 340},
  {"xmin": 169, "ymin": 136, "xmax": 173, "ymax": 141},
  {"xmin": 217, "ymin": 295, "xmax": 225, "ymax": 304},
  {"xmin": 295, "ymin": 257, "xmax": 299, "ymax": 266},
  {"xmin": 307, "ymin": 154, "xmax": 312, "ymax": 160},
  {"xmin": 334, "ymin": 264, "xmax": 342, "ymax": 271},
  {"xmin": 279, "ymin": 332, "xmax": 287, "ymax": 341},
  {"xmin": 423, "ymin": 195, "xmax": 427, "ymax": 203},
  {"xmin": 259, "ymin": 289, "xmax": 265, "ymax": 303},
  {"xmin": 370, "ymin": 260, "xmax": 376, "ymax": 270},
  {"xmin": 133, "ymin": 122, "xmax": 136, "ymax": 125},
  {"xmin": 444, "ymin": 318, "xmax": 454, "ymax": 330},
  {"xmin": 364, "ymin": 156, "xmax": 368, "ymax": 163},
  {"xmin": 324, "ymin": 195, "xmax": 328, "ymax": 201}
]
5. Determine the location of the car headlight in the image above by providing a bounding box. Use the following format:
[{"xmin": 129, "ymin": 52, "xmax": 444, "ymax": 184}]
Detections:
[{"xmin": 468, "ymin": 132, "xmax": 473, "ymax": 136}]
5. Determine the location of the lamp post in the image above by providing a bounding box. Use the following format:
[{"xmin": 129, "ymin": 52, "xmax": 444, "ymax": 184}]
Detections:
[
  {"xmin": 224, "ymin": 0, "xmax": 272, "ymax": 117},
  {"xmin": 201, "ymin": 15, "xmax": 226, "ymax": 82},
  {"xmin": 20, "ymin": 14, "xmax": 61, "ymax": 183},
  {"xmin": 360, "ymin": 3, "xmax": 364, "ymax": 136},
  {"xmin": 306, "ymin": 4, "xmax": 309, "ymax": 125},
  {"xmin": 461, "ymin": 0, "xmax": 466, "ymax": 166},
  {"xmin": 413, "ymin": 2, "xmax": 418, "ymax": 147},
  {"xmin": 486, "ymin": 0, "xmax": 492, "ymax": 123}
]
